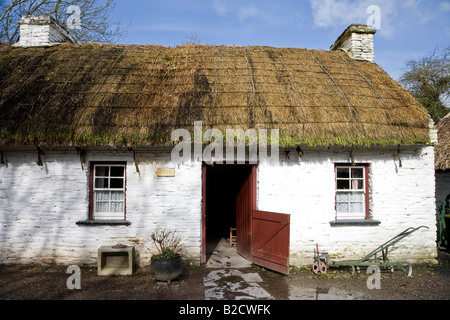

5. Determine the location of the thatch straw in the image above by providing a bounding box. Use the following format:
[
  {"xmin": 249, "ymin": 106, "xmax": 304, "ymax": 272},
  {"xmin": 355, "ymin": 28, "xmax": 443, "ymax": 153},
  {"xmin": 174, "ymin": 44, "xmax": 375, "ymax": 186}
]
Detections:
[
  {"xmin": 435, "ymin": 112, "xmax": 450, "ymax": 171},
  {"xmin": 0, "ymin": 43, "xmax": 431, "ymax": 147}
]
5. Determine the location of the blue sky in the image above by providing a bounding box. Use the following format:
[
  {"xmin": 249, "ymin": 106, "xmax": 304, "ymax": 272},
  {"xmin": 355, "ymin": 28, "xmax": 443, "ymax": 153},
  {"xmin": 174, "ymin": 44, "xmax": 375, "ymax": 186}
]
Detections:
[{"xmin": 111, "ymin": 0, "xmax": 450, "ymax": 81}]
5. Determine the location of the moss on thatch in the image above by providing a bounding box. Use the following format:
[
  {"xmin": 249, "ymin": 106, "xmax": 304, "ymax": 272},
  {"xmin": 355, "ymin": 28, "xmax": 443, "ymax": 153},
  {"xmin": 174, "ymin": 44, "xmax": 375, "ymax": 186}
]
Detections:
[
  {"xmin": 0, "ymin": 43, "xmax": 431, "ymax": 148},
  {"xmin": 435, "ymin": 112, "xmax": 450, "ymax": 170}
]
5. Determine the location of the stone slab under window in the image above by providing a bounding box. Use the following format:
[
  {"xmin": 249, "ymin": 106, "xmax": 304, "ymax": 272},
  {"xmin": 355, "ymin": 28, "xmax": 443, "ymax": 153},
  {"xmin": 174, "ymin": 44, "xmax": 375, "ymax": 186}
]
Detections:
[
  {"xmin": 76, "ymin": 220, "xmax": 131, "ymax": 226},
  {"xmin": 329, "ymin": 219, "xmax": 381, "ymax": 226},
  {"xmin": 98, "ymin": 246, "xmax": 135, "ymax": 275}
]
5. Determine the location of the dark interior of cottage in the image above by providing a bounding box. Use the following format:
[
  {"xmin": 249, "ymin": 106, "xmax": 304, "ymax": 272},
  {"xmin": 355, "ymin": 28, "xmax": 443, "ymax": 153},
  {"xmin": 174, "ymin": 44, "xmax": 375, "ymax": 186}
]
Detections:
[{"xmin": 205, "ymin": 164, "xmax": 251, "ymax": 251}]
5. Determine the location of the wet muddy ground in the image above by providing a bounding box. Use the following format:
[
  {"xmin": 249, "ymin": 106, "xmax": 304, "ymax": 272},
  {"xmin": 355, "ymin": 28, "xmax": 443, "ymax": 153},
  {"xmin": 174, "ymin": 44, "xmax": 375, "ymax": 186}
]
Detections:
[
  {"xmin": 0, "ymin": 252, "xmax": 449, "ymax": 301},
  {"xmin": 1, "ymin": 237, "xmax": 449, "ymax": 302}
]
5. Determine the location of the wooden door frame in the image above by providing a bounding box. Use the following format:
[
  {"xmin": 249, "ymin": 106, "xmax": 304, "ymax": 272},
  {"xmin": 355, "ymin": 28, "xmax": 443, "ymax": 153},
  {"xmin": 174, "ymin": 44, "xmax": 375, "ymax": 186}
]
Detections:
[
  {"xmin": 202, "ymin": 163, "xmax": 207, "ymax": 263},
  {"xmin": 201, "ymin": 163, "xmax": 257, "ymax": 263}
]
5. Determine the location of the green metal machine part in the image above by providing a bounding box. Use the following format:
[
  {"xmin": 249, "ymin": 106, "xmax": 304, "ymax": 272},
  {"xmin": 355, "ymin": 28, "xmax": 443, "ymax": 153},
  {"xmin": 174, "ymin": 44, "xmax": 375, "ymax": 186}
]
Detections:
[{"xmin": 313, "ymin": 226, "xmax": 429, "ymax": 277}]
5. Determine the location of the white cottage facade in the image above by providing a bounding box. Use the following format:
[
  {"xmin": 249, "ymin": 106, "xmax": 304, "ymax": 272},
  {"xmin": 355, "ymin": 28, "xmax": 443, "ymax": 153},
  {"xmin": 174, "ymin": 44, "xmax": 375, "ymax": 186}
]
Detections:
[
  {"xmin": 0, "ymin": 17, "xmax": 439, "ymax": 273},
  {"xmin": 0, "ymin": 143, "xmax": 438, "ymax": 269}
]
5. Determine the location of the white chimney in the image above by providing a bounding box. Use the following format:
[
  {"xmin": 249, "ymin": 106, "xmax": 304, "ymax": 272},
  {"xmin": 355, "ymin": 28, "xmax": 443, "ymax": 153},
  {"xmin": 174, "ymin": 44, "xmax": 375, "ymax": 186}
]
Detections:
[
  {"xmin": 13, "ymin": 15, "xmax": 75, "ymax": 47},
  {"xmin": 330, "ymin": 24, "xmax": 376, "ymax": 63}
]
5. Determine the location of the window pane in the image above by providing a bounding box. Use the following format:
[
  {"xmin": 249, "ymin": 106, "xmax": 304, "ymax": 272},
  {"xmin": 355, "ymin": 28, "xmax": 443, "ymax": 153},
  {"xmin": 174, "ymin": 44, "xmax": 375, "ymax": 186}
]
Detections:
[
  {"xmin": 111, "ymin": 191, "xmax": 124, "ymax": 201},
  {"xmin": 349, "ymin": 192, "xmax": 363, "ymax": 201},
  {"xmin": 95, "ymin": 166, "xmax": 109, "ymax": 177},
  {"xmin": 337, "ymin": 179, "xmax": 349, "ymax": 190},
  {"xmin": 350, "ymin": 202, "xmax": 363, "ymax": 213},
  {"xmin": 358, "ymin": 180, "xmax": 364, "ymax": 189},
  {"xmin": 110, "ymin": 166, "xmax": 124, "ymax": 177},
  {"xmin": 337, "ymin": 202, "xmax": 349, "ymax": 213},
  {"xmin": 351, "ymin": 179, "xmax": 364, "ymax": 190},
  {"xmin": 336, "ymin": 192, "xmax": 349, "ymax": 202},
  {"xmin": 95, "ymin": 202, "xmax": 109, "ymax": 212},
  {"xmin": 110, "ymin": 178, "xmax": 124, "ymax": 189},
  {"xmin": 95, "ymin": 191, "xmax": 110, "ymax": 201},
  {"xmin": 337, "ymin": 168, "xmax": 349, "ymax": 178},
  {"xmin": 95, "ymin": 178, "xmax": 108, "ymax": 189},
  {"xmin": 351, "ymin": 168, "xmax": 363, "ymax": 178},
  {"xmin": 111, "ymin": 202, "xmax": 124, "ymax": 213}
]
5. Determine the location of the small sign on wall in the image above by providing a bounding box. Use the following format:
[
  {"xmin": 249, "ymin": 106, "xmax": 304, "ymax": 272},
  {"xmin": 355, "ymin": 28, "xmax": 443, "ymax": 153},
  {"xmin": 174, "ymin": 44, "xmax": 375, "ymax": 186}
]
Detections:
[{"xmin": 157, "ymin": 168, "xmax": 175, "ymax": 177}]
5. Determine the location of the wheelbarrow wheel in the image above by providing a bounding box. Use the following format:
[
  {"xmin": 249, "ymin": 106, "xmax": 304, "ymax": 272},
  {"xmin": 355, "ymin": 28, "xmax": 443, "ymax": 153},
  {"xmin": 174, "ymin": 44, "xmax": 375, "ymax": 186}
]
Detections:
[
  {"xmin": 313, "ymin": 261, "xmax": 327, "ymax": 274},
  {"xmin": 401, "ymin": 262, "xmax": 412, "ymax": 277}
]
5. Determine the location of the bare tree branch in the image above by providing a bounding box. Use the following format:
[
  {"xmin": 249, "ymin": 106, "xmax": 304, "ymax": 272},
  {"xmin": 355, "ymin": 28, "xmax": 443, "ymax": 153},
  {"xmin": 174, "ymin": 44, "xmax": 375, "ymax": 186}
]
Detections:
[
  {"xmin": 400, "ymin": 46, "xmax": 450, "ymax": 123},
  {"xmin": 0, "ymin": 0, "xmax": 125, "ymax": 44}
]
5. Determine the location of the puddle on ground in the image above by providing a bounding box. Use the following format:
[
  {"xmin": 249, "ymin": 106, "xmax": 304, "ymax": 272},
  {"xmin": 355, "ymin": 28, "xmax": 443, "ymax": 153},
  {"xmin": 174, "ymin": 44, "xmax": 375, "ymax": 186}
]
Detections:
[
  {"xmin": 204, "ymin": 239, "xmax": 365, "ymax": 300},
  {"xmin": 204, "ymin": 268, "xmax": 366, "ymax": 300},
  {"xmin": 288, "ymin": 285, "xmax": 364, "ymax": 300},
  {"xmin": 204, "ymin": 269, "xmax": 274, "ymax": 300}
]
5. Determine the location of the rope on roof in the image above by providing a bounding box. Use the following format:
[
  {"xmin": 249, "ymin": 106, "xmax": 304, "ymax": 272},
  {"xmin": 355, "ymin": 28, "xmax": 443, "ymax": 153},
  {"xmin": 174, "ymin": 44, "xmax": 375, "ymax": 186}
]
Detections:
[
  {"xmin": 309, "ymin": 51, "xmax": 355, "ymax": 120},
  {"xmin": 88, "ymin": 46, "xmax": 131, "ymax": 104},
  {"xmin": 34, "ymin": 46, "xmax": 100, "ymax": 120},
  {"xmin": 278, "ymin": 54, "xmax": 306, "ymax": 134},
  {"xmin": 0, "ymin": 50, "xmax": 48, "ymax": 109},
  {"xmin": 70, "ymin": 45, "xmax": 132, "ymax": 127},
  {"xmin": 244, "ymin": 48, "xmax": 257, "ymax": 127},
  {"xmin": 135, "ymin": 49, "xmax": 162, "ymax": 104},
  {"xmin": 66, "ymin": 46, "xmax": 134, "ymax": 131},
  {"xmin": 337, "ymin": 54, "xmax": 389, "ymax": 109},
  {"xmin": 211, "ymin": 48, "xmax": 220, "ymax": 128},
  {"xmin": 244, "ymin": 48, "xmax": 257, "ymax": 99}
]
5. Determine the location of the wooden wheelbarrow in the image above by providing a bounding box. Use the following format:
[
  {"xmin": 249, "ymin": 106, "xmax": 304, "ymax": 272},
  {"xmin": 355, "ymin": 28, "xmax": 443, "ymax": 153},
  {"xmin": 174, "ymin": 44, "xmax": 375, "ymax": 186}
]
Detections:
[{"xmin": 313, "ymin": 226, "xmax": 429, "ymax": 277}]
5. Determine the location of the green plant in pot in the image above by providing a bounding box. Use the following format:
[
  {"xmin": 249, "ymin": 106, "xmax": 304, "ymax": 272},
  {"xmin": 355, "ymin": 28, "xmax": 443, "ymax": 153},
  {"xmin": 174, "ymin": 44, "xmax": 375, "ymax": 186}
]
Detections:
[{"xmin": 150, "ymin": 229, "xmax": 183, "ymax": 283}]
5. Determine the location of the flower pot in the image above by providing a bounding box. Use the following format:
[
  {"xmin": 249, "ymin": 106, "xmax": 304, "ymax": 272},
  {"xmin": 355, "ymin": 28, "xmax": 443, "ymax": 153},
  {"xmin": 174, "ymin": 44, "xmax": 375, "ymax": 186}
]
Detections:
[{"xmin": 150, "ymin": 255, "xmax": 182, "ymax": 282}]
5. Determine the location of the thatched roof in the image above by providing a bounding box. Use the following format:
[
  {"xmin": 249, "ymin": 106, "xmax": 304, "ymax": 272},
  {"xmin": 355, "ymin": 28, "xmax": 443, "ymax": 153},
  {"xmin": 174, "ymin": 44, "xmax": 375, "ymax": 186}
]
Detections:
[
  {"xmin": 435, "ymin": 112, "xmax": 450, "ymax": 170},
  {"xmin": 0, "ymin": 42, "xmax": 432, "ymax": 148}
]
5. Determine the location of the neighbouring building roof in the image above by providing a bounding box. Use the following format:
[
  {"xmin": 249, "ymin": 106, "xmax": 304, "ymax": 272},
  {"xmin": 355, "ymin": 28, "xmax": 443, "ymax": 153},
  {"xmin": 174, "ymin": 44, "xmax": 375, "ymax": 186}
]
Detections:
[
  {"xmin": 435, "ymin": 112, "xmax": 450, "ymax": 171},
  {"xmin": 0, "ymin": 41, "xmax": 432, "ymax": 148}
]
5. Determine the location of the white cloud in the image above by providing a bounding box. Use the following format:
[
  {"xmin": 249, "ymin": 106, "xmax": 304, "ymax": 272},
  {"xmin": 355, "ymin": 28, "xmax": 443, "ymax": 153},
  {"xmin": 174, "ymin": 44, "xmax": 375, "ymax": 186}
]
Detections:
[
  {"xmin": 440, "ymin": 1, "xmax": 450, "ymax": 11},
  {"xmin": 213, "ymin": 0, "xmax": 228, "ymax": 15},
  {"xmin": 309, "ymin": 0, "xmax": 447, "ymax": 39},
  {"xmin": 212, "ymin": 1, "xmax": 282, "ymax": 26},
  {"xmin": 238, "ymin": 6, "xmax": 259, "ymax": 21},
  {"xmin": 309, "ymin": 0, "xmax": 397, "ymax": 28},
  {"xmin": 309, "ymin": 0, "xmax": 359, "ymax": 28},
  {"xmin": 309, "ymin": 0, "xmax": 423, "ymax": 38}
]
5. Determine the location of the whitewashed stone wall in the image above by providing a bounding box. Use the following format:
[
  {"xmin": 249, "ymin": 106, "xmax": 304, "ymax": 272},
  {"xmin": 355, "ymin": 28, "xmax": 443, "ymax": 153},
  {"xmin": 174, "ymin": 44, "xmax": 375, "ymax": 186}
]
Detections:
[
  {"xmin": 13, "ymin": 15, "xmax": 74, "ymax": 47},
  {"xmin": 338, "ymin": 32, "xmax": 375, "ymax": 63},
  {"xmin": 0, "ymin": 144, "xmax": 437, "ymax": 268},
  {"xmin": 258, "ymin": 145, "xmax": 437, "ymax": 266},
  {"xmin": 330, "ymin": 24, "xmax": 376, "ymax": 63},
  {"xmin": 0, "ymin": 147, "xmax": 202, "ymax": 266}
]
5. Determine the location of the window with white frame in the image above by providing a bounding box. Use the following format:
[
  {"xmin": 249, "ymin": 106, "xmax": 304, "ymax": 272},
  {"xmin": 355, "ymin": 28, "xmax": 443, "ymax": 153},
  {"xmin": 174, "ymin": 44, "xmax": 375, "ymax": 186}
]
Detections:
[
  {"xmin": 90, "ymin": 163, "xmax": 126, "ymax": 220},
  {"xmin": 335, "ymin": 165, "xmax": 369, "ymax": 220}
]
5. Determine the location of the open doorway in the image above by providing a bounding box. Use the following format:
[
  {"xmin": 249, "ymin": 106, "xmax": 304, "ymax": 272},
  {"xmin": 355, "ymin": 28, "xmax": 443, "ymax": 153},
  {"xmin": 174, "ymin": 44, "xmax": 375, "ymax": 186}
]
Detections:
[
  {"xmin": 202, "ymin": 163, "xmax": 254, "ymax": 265},
  {"xmin": 201, "ymin": 163, "xmax": 291, "ymax": 274}
]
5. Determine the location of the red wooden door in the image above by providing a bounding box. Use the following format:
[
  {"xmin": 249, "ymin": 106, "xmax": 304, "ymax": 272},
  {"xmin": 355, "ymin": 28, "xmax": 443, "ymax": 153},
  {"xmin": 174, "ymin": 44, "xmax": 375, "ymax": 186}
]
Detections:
[
  {"xmin": 252, "ymin": 210, "xmax": 290, "ymax": 275},
  {"xmin": 235, "ymin": 165, "xmax": 256, "ymax": 260}
]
